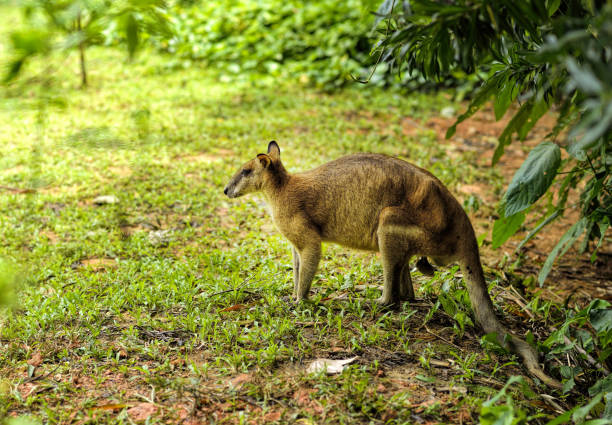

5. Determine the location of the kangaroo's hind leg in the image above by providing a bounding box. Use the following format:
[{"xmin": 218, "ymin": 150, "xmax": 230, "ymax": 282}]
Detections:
[
  {"xmin": 291, "ymin": 246, "xmax": 300, "ymax": 297},
  {"xmin": 376, "ymin": 207, "xmax": 424, "ymax": 305},
  {"xmin": 399, "ymin": 262, "xmax": 415, "ymax": 301}
]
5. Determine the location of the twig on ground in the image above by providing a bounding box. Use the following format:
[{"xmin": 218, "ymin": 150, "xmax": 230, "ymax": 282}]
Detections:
[
  {"xmin": 472, "ymin": 376, "xmax": 505, "ymax": 389},
  {"xmin": 552, "ymin": 328, "xmax": 611, "ymax": 374},
  {"xmin": 540, "ymin": 394, "xmax": 566, "ymax": 414},
  {"xmin": 206, "ymin": 276, "xmax": 254, "ymax": 298},
  {"xmin": 23, "ymin": 364, "xmax": 61, "ymax": 384},
  {"xmin": 503, "ymin": 289, "xmax": 535, "ymax": 320},
  {"xmin": 425, "ymin": 325, "xmax": 461, "ymax": 349},
  {"xmin": 204, "ymin": 271, "xmax": 287, "ymax": 299},
  {"xmin": 0, "ymin": 185, "xmax": 35, "ymax": 194}
]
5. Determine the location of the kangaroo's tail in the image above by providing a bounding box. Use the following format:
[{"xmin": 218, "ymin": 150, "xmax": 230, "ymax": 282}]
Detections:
[
  {"xmin": 459, "ymin": 246, "xmax": 562, "ymax": 389},
  {"xmin": 416, "ymin": 256, "xmax": 436, "ymax": 276}
]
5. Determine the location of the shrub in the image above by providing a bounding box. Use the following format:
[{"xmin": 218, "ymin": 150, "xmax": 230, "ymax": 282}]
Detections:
[{"xmin": 155, "ymin": 0, "xmax": 382, "ymax": 88}]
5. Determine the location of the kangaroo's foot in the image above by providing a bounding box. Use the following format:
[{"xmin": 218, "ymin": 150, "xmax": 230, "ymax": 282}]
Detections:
[{"xmin": 375, "ymin": 295, "xmax": 402, "ymax": 310}]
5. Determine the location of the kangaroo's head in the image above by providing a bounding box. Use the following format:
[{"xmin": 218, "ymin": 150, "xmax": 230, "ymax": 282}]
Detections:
[{"xmin": 224, "ymin": 141, "xmax": 283, "ymax": 198}]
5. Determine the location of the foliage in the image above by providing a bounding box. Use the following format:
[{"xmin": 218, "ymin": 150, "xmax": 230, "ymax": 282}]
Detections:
[
  {"xmin": 373, "ymin": 0, "xmax": 611, "ymax": 284},
  {"xmin": 153, "ymin": 0, "xmax": 382, "ymax": 88},
  {"xmin": 479, "ymin": 376, "xmax": 529, "ymax": 425},
  {"xmin": 481, "ymin": 299, "xmax": 612, "ymax": 425},
  {"xmin": 543, "ymin": 300, "xmax": 612, "ymax": 392},
  {"xmin": 5, "ymin": 0, "xmax": 170, "ymax": 86}
]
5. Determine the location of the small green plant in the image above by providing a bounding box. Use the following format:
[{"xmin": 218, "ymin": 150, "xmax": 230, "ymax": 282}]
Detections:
[
  {"xmin": 543, "ymin": 300, "xmax": 612, "ymax": 399},
  {"xmin": 5, "ymin": 0, "xmax": 170, "ymax": 86},
  {"xmin": 478, "ymin": 376, "xmax": 529, "ymax": 425}
]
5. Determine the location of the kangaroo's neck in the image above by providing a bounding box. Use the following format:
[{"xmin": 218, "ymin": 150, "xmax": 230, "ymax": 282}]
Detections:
[{"xmin": 261, "ymin": 162, "xmax": 290, "ymax": 200}]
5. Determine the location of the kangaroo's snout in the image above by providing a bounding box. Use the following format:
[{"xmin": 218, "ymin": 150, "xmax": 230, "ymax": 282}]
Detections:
[{"xmin": 223, "ymin": 187, "xmax": 229, "ymax": 196}]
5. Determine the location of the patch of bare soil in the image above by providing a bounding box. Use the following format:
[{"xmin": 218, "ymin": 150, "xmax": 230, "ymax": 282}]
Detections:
[
  {"xmin": 180, "ymin": 149, "xmax": 234, "ymax": 164},
  {"xmin": 418, "ymin": 105, "xmax": 611, "ymax": 305},
  {"xmin": 77, "ymin": 258, "xmax": 118, "ymax": 272}
]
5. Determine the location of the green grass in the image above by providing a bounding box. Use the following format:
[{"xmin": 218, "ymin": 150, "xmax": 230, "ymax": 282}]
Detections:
[{"xmin": 0, "ymin": 8, "xmax": 572, "ymax": 424}]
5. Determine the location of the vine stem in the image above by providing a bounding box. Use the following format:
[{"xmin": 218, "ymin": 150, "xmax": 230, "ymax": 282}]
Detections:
[{"xmin": 352, "ymin": 0, "xmax": 396, "ymax": 84}]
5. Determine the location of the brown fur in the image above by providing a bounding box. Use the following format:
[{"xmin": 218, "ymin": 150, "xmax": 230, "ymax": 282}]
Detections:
[{"xmin": 224, "ymin": 141, "xmax": 561, "ymax": 388}]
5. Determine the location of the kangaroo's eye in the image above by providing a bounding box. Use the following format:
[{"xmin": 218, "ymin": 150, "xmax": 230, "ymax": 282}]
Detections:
[{"xmin": 241, "ymin": 169, "xmax": 252, "ymax": 176}]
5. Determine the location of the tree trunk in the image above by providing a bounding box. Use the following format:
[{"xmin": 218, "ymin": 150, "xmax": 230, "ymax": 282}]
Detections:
[{"xmin": 77, "ymin": 14, "xmax": 87, "ymax": 87}]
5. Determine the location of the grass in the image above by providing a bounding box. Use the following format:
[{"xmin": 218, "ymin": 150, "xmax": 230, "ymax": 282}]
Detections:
[{"xmin": 0, "ymin": 7, "xmax": 589, "ymax": 424}]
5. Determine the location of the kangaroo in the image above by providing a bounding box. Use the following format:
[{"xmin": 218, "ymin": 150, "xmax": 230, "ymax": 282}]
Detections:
[{"xmin": 223, "ymin": 141, "xmax": 561, "ymax": 388}]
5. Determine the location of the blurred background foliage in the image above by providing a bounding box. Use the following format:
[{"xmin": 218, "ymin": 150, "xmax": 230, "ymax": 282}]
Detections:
[
  {"xmin": 148, "ymin": 0, "xmax": 383, "ymax": 88},
  {"xmin": 3, "ymin": 0, "xmax": 482, "ymax": 90}
]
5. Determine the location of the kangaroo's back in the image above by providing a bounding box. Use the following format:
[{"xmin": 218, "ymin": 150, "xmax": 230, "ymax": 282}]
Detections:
[{"xmin": 284, "ymin": 153, "xmax": 461, "ymax": 250}]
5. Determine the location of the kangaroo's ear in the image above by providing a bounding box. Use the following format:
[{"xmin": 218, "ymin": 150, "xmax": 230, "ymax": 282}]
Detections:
[
  {"xmin": 257, "ymin": 153, "xmax": 271, "ymax": 168},
  {"xmin": 267, "ymin": 141, "xmax": 280, "ymax": 160}
]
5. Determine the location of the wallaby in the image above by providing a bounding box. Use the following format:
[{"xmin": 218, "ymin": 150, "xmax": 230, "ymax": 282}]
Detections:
[{"xmin": 224, "ymin": 141, "xmax": 561, "ymax": 388}]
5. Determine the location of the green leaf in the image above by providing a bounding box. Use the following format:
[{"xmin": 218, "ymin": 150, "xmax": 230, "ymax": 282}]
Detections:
[
  {"xmin": 493, "ymin": 100, "xmax": 534, "ymax": 165},
  {"xmin": 492, "ymin": 212, "xmax": 526, "ymax": 249},
  {"xmin": 446, "ymin": 73, "xmax": 504, "ymax": 139},
  {"xmin": 483, "ymin": 376, "xmax": 526, "ymax": 407},
  {"xmin": 517, "ymin": 98, "xmax": 549, "ymax": 140},
  {"xmin": 547, "ymin": 0, "xmax": 561, "ymax": 16},
  {"xmin": 517, "ymin": 209, "xmax": 562, "ymax": 251},
  {"xmin": 567, "ymin": 102, "xmax": 612, "ymax": 161},
  {"xmin": 4, "ymin": 58, "xmax": 25, "ymax": 83},
  {"xmin": 439, "ymin": 293, "xmax": 457, "ymax": 316},
  {"xmin": 494, "ymin": 77, "xmax": 515, "ymax": 121},
  {"xmin": 589, "ymin": 375, "xmax": 612, "ymax": 397},
  {"xmin": 581, "ymin": 420, "xmax": 612, "ymax": 425},
  {"xmin": 503, "ymin": 141, "xmax": 561, "ymax": 217},
  {"xmin": 604, "ymin": 392, "xmax": 612, "ymax": 421},
  {"xmin": 573, "ymin": 393, "xmax": 604, "ymax": 424},
  {"xmin": 125, "ymin": 13, "xmax": 139, "ymax": 59},
  {"xmin": 545, "ymin": 410, "xmax": 573, "ymax": 425},
  {"xmin": 10, "ymin": 29, "xmax": 52, "ymax": 56},
  {"xmin": 592, "ymin": 221, "xmax": 610, "ymax": 262},
  {"xmin": 590, "ymin": 309, "xmax": 612, "ymax": 334},
  {"xmin": 539, "ymin": 218, "xmax": 587, "ymax": 285},
  {"xmin": 565, "ymin": 57, "xmax": 603, "ymax": 95}
]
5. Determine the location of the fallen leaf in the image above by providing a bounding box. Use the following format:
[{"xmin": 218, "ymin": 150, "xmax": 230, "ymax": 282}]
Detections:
[
  {"xmin": 80, "ymin": 258, "xmax": 117, "ymax": 271},
  {"xmin": 437, "ymin": 385, "xmax": 467, "ymax": 394},
  {"xmin": 219, "ymin": 304, "xmax": 246, "ymax": 313},
  {"xmin": 127, "ymin": 403, "xmax": 157, "ymax": 421},
  {"xmin": 293, "ymin": 388, "xmax": 315, "ymax": 406},
  {"xmin": 0, "ymin": 379, "xmax": 11, "ymax": 395},
  {"xmin": 228, "ymin": 373, "xmax": 252, "ymax": 388},
  {"xmin": 96, "ymin": 404, "xmax": 130, "ymax": 411},
  {"xmin": 262, "ymin": 410, "xmax": 282, "ymax": 421},
  {"xmin": 429, "ymin": 359, "xmax": 451, "ymax": 368},
  {"xmin": 93, "ymin": 195, "xmax": 119, "ymax": 205},
  {"xmin": 306, "ymin": 356, "xmax": 358, "ymax": 374},
  {"xmin": 27, "ymin": 352, "xmax": 43, "ymax": 367},
  {"xmin": 148, "ymin": 230, "xmax": 172, "ymax": 247}
]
